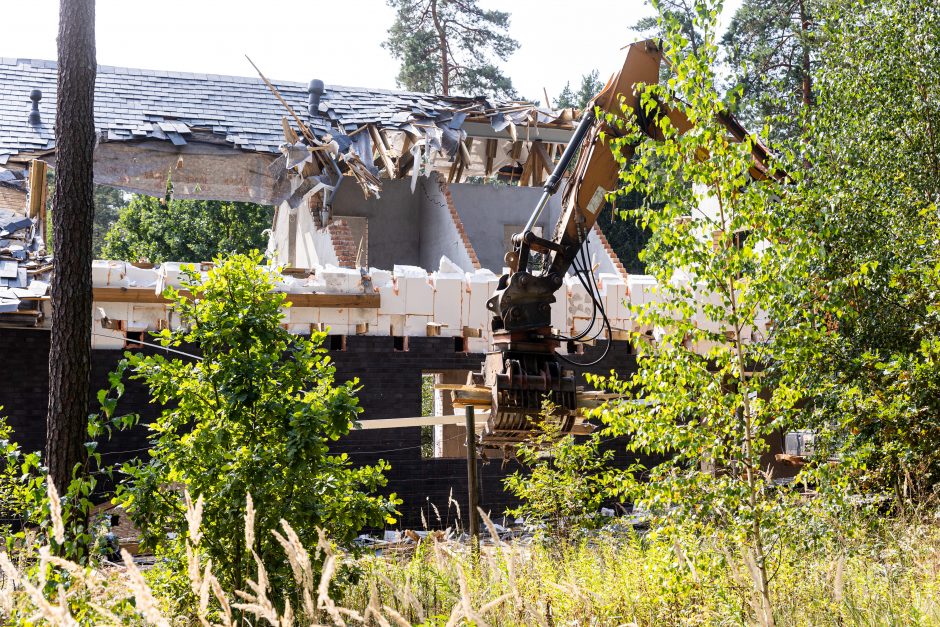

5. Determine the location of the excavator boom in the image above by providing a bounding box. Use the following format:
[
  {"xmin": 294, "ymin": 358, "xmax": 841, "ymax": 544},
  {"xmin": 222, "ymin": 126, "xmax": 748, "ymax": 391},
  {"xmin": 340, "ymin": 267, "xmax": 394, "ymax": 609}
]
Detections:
[{"xmin": 469, "ymin": 39, "xmax": 773, "ymax": 448}]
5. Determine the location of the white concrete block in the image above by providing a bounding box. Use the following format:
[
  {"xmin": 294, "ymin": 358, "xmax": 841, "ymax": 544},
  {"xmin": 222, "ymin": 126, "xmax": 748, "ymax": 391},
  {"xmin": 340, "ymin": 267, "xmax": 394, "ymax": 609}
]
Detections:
[
  {"xmin": 387, "ymin": 314, "xmax": 405, "ymax": 336},
  {"xmin": 95, "ymin": 302, "xmax": 129, "ymax": 323},
  {"xmin": 598, "ymin": 273, "xmax": 628, "ymax": 318},
  {"xmin": 403, "ymin": 275, "xmax": 434, "ymax": 316},
  {"xmin": 432, "ymin": 274, "xmax": 464, "ymax": 331},
  {"xmin": 571, "ymin": 316, "xmax": 599, "ymax": 337},
  {"xmin": 125, "ymin": 264, "xmax": 157, "ymax": 288},
  {"xmin": 693, "ymin": 284, "xmax": 725, "ymax": 334},
  {"xmin": 393, "ymin": 264, "xmax": 427, "ymax": 278},
  {"xmin": 92, "ymin": 260, "xmax": 127, "ymax": 288},
  {"xmin": 461, "ymin": 283, "xmax": 473, "ymax": 332},
  {"xmin": 466, "ymin": 337, "xmax": 488, "ymax": 354},
  {"xmin": 466, "ymin": 274, "xmax": 499, "ymax": 329},
  {"xmin": 349, "ymin": 306, "xmax": 379, "ymax": 328},
  {"xmin": 551, "ymin": 295, "xmax": 568, "ymax": 335},
  {"xmin": 368, "ymin": 268, "xmax": 393, "ymax": 290},
  {"xmin": 605, "ymin": 282, "xmax": 629, "ymax": 321},
  {"xmin": 320, "ymin": 265, "xmax": 361, "ymax": 293},
  {"xmin": 566, "ymin": 276, "xmax": 594, "ymax": 321},
  {"xmin": 272, "ymin": 274, "xmax": 299, "ymax": 293},
  {"xmin": 287, "ymin": 323, "xmax": 312, "ymax": 335},
  {"xmin": 288, "ymin": 306, "xmax": 319, "ymax": 324},
  {"xmin": 92, "ymin": 327, "xmax": 126, "ymax": 349},
  {"xmin": 319, "ymin": 307, "xmax": 349, "ymax": 327},
  {"xmin": 321, "ymin": 322, "xmax": 353, "ymax": 336},
  {"xmin": 403, "ymin": 314, "xmax": 431, "ymax": 336},
  {"xmin": 157, "ymin": 262, "xmax": 194, "ymax": 293},
  {"xmin": 438, "ymin": 255, "xmax": 463, "ymax": 274},
  {"xmin": 627, "ymin": 275, "xmax": 658, "ymax": 307},
  {"xmin": 128, "ymin": 305, "xmax": 167, "ymax": 332},
  {"xmin": 378, "ymin": 280, "xmax": 406, "ymax": 315}
]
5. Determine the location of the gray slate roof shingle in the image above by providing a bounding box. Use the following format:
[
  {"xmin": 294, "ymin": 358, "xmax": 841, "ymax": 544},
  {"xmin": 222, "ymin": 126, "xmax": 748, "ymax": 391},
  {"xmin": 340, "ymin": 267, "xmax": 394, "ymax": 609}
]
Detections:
[{"xmin": 0, "ymin": 58, "xmax": 537, "ymax": 162}]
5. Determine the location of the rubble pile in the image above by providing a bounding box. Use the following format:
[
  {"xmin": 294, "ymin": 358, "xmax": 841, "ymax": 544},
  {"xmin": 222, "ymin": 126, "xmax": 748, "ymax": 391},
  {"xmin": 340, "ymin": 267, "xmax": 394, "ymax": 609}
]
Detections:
[{"xmin": 0, "ymin": 209, "xmax": 50, "ymax": 325}]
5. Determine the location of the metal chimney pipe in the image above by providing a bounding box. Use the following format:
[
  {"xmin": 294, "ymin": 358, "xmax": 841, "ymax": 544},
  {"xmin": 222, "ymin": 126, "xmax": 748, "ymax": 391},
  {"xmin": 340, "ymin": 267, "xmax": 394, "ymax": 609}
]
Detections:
[
  {"xmin": 28, "ymin": 89, "xmax": 42, "ymax": 125},
  {"xmin": 308, "ymin": 79, "xmax": 324, "ymax": 117}
]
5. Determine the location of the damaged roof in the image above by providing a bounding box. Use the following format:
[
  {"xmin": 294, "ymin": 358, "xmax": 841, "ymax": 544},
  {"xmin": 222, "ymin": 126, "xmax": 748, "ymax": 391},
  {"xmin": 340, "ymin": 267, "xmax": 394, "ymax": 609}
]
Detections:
[{"xmin": 0, "ymin": 57, "xmax": 575, "ymax": 164}]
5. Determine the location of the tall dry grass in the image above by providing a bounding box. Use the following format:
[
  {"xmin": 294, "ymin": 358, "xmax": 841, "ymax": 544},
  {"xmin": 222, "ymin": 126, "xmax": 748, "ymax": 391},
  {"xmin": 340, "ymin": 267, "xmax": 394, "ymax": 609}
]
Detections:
[{"xmin": 1, "ymin": 490, "xmax": 939, "ymax": 626}]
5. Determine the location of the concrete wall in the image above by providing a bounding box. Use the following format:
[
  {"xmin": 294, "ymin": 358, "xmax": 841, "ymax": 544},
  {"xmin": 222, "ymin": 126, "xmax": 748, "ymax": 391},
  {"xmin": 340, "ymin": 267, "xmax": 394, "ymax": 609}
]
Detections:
[
  {"xmin": 267, "ymin": 200, "xmax": 338, "ymax": 269},
  {"xmin": 448, "ymin": 182, "xmax": 559, "ymax": 272},
  {"xmin": 331, "ymin": 178, "xmax": 422, "ymax": 269},
  {"xmin": 447, "ymin": 182, "xmax": 621, "ymax": 277},
  {"xmin": 268, "ymin": 174, "xmax": 622, "ymax": 278},
  {"xmin": 417, "ymin": 174, "xmax": 476, "ymax": 272}
]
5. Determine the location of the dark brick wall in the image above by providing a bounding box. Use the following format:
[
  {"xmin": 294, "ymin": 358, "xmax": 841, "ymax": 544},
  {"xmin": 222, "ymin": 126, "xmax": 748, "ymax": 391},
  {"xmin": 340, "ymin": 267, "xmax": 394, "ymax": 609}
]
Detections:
[{"xmin": 0, "ymin": 328, "xmax": 638, "ymax": 528}]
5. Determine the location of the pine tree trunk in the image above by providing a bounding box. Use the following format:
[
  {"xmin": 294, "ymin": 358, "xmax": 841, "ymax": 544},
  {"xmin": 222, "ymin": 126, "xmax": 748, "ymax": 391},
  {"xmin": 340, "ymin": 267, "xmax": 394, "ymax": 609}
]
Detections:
[
  {"xmin": 430, "ymin": 0, "xmax": 449, "ymax": 95},
  {"xmin": 799, "ymin": 0, "xmax": 812, "ymax": 108},
  {"xmin": 47, "ymin": 0, "xmax": 96, "ymax": 497}
]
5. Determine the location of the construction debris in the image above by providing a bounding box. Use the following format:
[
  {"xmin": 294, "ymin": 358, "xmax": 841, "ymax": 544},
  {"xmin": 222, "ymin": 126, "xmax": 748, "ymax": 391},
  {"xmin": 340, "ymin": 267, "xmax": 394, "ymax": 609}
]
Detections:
[
  {"xmin": 0, "ymin": 205, "xmax": 51, "ymax": 326},
  {"xmin": 1, "ymin": 57, "xmax": 579, "ymax": 207}
]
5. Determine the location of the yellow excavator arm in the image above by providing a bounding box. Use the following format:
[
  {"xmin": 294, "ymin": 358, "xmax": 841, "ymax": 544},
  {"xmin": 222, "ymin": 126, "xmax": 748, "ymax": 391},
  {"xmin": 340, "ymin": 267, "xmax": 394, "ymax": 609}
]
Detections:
[{"xmin": 472, "ymin": 39, "xmax": 773, "ymax": 447}]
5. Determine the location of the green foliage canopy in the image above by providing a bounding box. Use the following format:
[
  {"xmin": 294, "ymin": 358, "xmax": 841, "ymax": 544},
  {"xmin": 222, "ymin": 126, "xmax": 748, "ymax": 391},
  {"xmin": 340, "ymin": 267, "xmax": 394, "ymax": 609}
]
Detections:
[
  {"xmin": 504, "ymin": 405, "xmax": 613, "ymax": 538},
  {"xmin": 595, "ymin": 3, "xmax": 821, "ymax": 621},
  {"xmin": 554, "ymin": 70, "xmax": 604, "ymax": 110},
  {"xmin": 782, "ymin": 0, "xmax": 940, "ymax": 501},
  {"xmin": 91, "ymin": 186, "xmax": 127, "ymax": 257},
  {"xmin": 100, "ymin": 195, "xmax": 273, "ymax": 263},
  {"xmin": 723, "ymin": 0, "xmax": 817, "ymax": 143},
  {"xmin": 114, "ymin": 253, "xmax": 399, "ymax": 593},
  {"xmin": 383, "ymin": 0, "xmax": 519, "ymax": 97}
]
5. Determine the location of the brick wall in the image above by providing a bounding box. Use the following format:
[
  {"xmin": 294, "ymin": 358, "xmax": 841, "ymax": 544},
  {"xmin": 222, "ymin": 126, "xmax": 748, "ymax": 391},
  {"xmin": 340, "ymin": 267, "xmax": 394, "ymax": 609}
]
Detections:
[
  {"xmin": 437, "ymin": 178, "xmax": 482, "ymax": 270},
  {"xmin": 326, "ymin": 219, "xmax": 359, "ymax": 268},
  {"xmin": 0, "ymin": 328, "xmax": 640, "ymax": 528}
]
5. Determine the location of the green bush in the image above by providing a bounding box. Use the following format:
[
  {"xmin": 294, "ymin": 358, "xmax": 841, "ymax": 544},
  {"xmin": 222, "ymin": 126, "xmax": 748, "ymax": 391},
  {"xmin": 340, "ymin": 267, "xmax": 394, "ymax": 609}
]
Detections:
[
  {"xmin": 503, "ymin": 403, "xmax": 613, "ymax": 538},
  {"xmin": 113, "ymin": 252, "xmax": 400, "ymax": 600}
]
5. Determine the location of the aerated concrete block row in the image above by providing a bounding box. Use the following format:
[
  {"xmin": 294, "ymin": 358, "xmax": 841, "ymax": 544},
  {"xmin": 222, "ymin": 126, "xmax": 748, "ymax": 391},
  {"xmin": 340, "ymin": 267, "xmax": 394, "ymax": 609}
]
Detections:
[{"xmin": 89, "ymin": 256, "xmax": 663, "ymax": 347}]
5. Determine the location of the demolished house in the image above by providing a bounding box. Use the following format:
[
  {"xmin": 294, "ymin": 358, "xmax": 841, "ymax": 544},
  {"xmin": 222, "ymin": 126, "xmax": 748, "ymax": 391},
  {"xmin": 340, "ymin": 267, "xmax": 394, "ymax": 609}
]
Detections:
[{"xmin": 0, "ymin": 56, "xmax": 788, "ymax": 525}]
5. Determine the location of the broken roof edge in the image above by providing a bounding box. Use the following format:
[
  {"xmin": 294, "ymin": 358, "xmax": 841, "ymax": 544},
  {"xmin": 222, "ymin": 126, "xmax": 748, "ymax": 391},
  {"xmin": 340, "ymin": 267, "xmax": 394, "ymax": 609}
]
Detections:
[{"xmin": 0, "ymin": 56, "xmax": 566, "ymax": 116}]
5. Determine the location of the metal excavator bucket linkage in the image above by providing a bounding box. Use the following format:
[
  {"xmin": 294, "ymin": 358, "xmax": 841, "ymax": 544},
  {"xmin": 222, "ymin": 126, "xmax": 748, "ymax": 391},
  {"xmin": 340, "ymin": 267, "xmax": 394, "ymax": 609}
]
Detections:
[
  {"xmin": 469, "ymin": 329, "xmax": 577, "ymax": 448},
  {"xmin": 467, "ymin": 40, "xmax": 668, "ymax": 448}
]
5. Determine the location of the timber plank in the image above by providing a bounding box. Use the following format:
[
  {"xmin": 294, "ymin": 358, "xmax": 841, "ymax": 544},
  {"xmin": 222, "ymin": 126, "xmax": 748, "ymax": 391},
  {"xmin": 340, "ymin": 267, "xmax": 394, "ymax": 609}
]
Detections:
[{"xmin": 93, "ymin": 287, "xmax": 380, "ymax": 308}]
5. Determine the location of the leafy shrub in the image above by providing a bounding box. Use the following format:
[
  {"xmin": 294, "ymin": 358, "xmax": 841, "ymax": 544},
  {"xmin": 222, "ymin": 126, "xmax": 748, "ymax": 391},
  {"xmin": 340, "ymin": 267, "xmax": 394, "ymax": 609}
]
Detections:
[
  {"xmin": 503, "ymin": 403, "xmax": 613, "ymax": 537},
  {"xmin": 113, "ymin": 252, "xmax": 400, "ymax": 599}
]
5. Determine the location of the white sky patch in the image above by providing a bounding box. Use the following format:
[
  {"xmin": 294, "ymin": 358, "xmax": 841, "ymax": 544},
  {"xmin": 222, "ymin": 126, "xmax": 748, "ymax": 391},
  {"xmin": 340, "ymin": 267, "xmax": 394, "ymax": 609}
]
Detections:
[{"xmin": 0, "ymin": 0, "xmax": 741, "ymax": 104}]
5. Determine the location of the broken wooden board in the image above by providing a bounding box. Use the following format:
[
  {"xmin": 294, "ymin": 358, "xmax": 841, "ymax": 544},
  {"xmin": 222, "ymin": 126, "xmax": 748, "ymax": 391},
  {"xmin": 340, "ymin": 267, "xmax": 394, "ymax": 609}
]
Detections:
[{"xmin": 93, "ymin": 287, "xmax": 380, "ymax": 309}]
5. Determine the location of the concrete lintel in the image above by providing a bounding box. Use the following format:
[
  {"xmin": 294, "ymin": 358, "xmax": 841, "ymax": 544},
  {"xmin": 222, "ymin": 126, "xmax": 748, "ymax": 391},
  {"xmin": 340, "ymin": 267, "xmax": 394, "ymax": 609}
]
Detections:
[{"xmin": 461, "ymin": 122, "xmax": 573, "ymax": 144}]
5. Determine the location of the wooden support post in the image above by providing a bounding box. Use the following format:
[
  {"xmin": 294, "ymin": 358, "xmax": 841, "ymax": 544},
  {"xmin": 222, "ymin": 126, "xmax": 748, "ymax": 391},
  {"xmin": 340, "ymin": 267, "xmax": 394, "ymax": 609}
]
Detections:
[
  {"xmin": 485, "ymin": 139, "xmax": 497, "ymax": 178},
  {"xmin": 368, "ymin": 125, "xmax": 395, "ymax": 177},
  {"xmin": 397, "ymin": 133, "xmax": 415, "ymax": 178},
  {"xmin": 465, "ymin": 405, "xmax": 480, "ymax": 549}
]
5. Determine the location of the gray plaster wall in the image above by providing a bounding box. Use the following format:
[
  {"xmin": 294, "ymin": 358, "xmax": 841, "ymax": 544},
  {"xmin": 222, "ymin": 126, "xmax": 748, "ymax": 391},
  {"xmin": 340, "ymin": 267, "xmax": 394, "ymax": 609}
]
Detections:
[
  {"xmin": 447, "ymin": 182, "xmax": 562, "ymax": 272},
  {"xmin": 417, "ymin": 174, "xmax": 476, "ymax": 272},
  {"xmin": 327, "ymin": 176, "xmax": 621, "ymax": 277},
  {"xmin": 332, "ymin": 178, "xmax": 422, "ymax": 269},
  {"xmin": 449, "ymin": 182, "xmax": 621, "ymax": 277}
]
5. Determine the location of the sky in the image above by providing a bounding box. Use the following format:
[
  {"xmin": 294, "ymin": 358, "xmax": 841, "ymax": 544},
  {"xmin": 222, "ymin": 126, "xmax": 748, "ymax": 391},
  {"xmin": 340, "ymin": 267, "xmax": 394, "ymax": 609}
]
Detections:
[{"xmin": 0, "ymin": 0, "xmax": 742, "ymax": 104}]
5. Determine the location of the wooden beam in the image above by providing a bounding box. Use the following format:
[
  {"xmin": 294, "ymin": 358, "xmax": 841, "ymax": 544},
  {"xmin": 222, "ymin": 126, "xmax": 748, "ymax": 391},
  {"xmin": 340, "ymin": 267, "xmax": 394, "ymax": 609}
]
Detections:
[
  {"xmin": 356, "ymin": 413, "xmax": 491, "ymax": 430},
  {"xmin": 396, "ymin": 133, "xmax": 415, "ymax": 178},
  {"xmin": 519, "ymin": 144, "xmax": 538, "ymax": 186},
  {"xmin": 28, "ymin": 160, "xmax": 48, "ymax": 219},
  {"xmin": 461, "ymin": 121, "xmax": 574, "ymax": 144},
  {"xmin": 530, "ymin": 141, "xmax": 554, "ymax": 184},
  {"xmin": 93, "ymin": 288, "xmax": 187, "ymax": 303},
  {"xmin": 368, "ymin": 125, "xmax": 395, "ymax": 177},
  {"xmin": 93, "ymin": 287, "xmax": 380, "ymax": 309},
  {"xmin": 286, "ymin": 293, "xmax": 380, "ymax": 308},
  {"xmin": 484, "ymin": 139, "xmax": 497, "ymax": 178}
]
